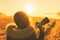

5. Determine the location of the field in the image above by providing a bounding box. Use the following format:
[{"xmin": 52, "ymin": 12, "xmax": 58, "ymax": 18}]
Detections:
[{"xmin": 0, "ymin": 14, "xmax": 60, "ymax": 40}]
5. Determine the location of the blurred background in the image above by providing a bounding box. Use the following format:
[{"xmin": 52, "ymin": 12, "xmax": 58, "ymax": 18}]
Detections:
[{"xmin": 0, "ymin": 0, "xmax": 60, "ymax": 40}]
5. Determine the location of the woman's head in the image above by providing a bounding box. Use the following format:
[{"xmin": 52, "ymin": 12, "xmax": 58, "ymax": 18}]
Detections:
[{"xmin": 14, "ymin": 11, "xmax": 30, "ymax": 29}]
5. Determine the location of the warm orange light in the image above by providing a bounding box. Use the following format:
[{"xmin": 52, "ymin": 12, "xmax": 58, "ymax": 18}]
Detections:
[{"xmin": 23, "ymin": 5, "xmax": 34, "ymax": 15}]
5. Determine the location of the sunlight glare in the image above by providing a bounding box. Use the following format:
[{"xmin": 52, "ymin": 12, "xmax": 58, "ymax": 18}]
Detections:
[{"xmin": 23, "ymin": 5, "xmax": 34, "ymax": 15}]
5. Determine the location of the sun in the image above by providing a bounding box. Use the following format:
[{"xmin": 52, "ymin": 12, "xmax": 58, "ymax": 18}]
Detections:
[{"xmin": 23, "ymin": 5, "xmax": 34, "ymax": 15}]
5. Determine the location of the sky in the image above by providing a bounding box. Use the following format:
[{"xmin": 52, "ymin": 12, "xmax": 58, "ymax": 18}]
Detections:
[{"xmin": 0, "ymin": 0, "xmax": 60, "ymax": 19}]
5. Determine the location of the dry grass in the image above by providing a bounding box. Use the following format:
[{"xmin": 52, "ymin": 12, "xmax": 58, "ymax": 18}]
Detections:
[{"xmin": 0, "ymin": 15, "xmax": 60, "ymax": 40}]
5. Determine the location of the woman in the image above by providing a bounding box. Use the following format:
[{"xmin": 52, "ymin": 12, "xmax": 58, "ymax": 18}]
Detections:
[{"xmin": 7, "ymin": 11, "xmax": 37, "ymax": 40}]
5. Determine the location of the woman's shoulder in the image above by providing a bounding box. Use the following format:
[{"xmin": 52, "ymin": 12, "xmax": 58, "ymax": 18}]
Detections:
[{"xmin": 7, "ymin": 26, "xmax": 36, "ymax": 39}]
